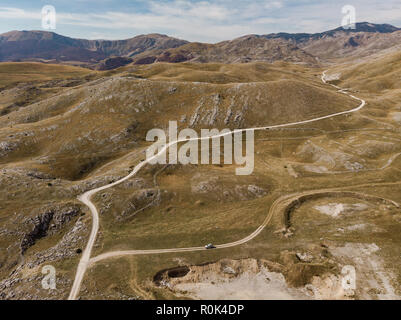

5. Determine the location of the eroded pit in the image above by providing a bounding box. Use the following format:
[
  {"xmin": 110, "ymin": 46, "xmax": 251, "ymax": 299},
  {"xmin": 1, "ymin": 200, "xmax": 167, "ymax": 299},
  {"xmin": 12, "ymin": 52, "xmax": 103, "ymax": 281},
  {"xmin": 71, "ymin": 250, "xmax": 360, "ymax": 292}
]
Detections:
[{"xmin": 152, "ymin": 257, "xmax": 351, "ymax": 300}]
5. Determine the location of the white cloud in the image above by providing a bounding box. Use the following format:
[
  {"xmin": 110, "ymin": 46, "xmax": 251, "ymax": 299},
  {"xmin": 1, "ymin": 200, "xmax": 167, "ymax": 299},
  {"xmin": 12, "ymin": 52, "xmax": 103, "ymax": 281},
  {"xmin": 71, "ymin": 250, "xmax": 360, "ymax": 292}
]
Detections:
[
  {"xmin": 149, "ymin": 0, "xmax": 232, "ymax": 20},
  {"xmin": 1, "ymin": 1, "xmax": 401, "ymax": 42},
  {"xmin": 0, "ymin": 7, "xmax": 39, "ymax": 20},
  {"xmin": 264, "ymin": 1, "xmax": 283, "ymax": 9}
]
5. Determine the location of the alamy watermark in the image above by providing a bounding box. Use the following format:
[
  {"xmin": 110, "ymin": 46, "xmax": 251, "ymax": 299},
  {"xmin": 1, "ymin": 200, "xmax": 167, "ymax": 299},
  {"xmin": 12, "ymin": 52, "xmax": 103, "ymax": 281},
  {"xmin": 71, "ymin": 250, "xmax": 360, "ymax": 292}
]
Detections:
[
  {"xmin": 41, "ymin": 265, "xmax": 56, "ymax": 290},
  {"xmin": 342, "ymin": 5, "xmax": 356, "ymax": 30},
  {"xmin": 42, "ymin": 5, "xmax": 56, "ymax": 30},
  {"xmin": 146, "ymin": 121, "xmax": 254, "ymax": 175},
  {"xmin": 341, "ymin": 265, "xmax": 356, "ymax": 294}
]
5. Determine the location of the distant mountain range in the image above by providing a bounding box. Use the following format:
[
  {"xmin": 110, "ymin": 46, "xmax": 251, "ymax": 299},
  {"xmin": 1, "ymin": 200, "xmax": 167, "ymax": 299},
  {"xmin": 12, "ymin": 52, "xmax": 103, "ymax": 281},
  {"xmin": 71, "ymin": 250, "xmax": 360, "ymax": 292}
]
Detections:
[
  {"xmin": 0, "ymin": 22, "xmax": 400, "ymax": 69},
  {"xmin": 0, "ymin": 31, "xmax": 188, "ymax": 68}
]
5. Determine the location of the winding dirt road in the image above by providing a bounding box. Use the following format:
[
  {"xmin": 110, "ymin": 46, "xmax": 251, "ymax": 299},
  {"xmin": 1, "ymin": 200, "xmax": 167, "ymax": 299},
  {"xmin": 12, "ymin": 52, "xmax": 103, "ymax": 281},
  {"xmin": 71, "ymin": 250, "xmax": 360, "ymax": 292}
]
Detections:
[{"xmin": 68, "ymin": 71, "xmax": 367, "ymax": 300}]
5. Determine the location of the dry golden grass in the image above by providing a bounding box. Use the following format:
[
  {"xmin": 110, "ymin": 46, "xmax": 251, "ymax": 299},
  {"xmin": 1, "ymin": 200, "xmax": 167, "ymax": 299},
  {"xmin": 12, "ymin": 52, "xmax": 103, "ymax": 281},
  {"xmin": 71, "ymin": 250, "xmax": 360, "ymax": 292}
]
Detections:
[
  {"xmin": 121, "ymin": 61, "xmax": 318, "ymax": 84},
  {"xmin": 0, "ymin": 62, "xmax": 94, "ymax": 88},
  {"xmin": 1, "ymin": 60, "xmax": 401, "ymax": 300},
  {"xmin": 0, "ymin": 62, "xmax": 357, "ymax": 182},
  {"xmin": 330, "ymin": 51, "xmax": 401, "ymax": 93}
]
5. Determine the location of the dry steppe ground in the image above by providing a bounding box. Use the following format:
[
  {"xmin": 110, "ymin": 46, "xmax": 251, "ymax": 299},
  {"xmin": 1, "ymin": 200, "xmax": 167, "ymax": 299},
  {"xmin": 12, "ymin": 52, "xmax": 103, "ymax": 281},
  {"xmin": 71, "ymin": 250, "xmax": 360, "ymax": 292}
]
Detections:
[{"xmin": 0, "ymin": 58, "xmax": 400, "ymax": 300}]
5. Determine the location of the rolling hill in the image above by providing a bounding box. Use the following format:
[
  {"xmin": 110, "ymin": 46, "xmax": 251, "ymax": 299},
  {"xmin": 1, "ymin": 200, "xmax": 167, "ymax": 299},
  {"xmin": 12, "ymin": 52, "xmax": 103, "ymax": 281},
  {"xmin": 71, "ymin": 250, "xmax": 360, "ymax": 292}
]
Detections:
[{"xmin": 1, "ymin": 21, "xmax": 401, "ymax": 301}]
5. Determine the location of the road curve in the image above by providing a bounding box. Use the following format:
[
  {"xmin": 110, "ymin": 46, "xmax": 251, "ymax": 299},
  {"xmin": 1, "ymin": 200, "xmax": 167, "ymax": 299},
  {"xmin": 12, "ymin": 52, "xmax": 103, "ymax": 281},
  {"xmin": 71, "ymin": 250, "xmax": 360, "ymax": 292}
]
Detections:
[
  {"xmin": 68, "ymin": 71, "xmax": 366, "ymax": 300},
  {"xmin": 89, "ymin": 181, "xmax": 401, "ymax": 265}
]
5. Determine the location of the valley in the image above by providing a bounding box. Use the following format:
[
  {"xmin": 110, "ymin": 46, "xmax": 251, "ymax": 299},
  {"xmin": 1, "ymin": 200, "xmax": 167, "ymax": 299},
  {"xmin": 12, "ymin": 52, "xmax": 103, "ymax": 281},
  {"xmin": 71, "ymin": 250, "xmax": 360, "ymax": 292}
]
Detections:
[{"xmin": 0, "ymin": 22, "xmax": 400, "ymax": 301}]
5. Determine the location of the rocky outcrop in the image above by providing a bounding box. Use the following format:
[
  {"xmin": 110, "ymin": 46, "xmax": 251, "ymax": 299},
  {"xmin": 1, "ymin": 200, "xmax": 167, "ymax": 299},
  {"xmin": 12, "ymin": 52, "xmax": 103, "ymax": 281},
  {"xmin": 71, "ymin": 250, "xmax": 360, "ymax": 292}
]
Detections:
[
  {"xmin": 20, "ymin": 207, "xmax": 80, "ymax": 253},
  {"xmin": 0, "ymin": 141, "xmax": 17, "ymax": 157},
  {"xmin": 95, "ymin": 57, "xmax": 133, "ymax": 70},
  {"xmin": 21, "ymin": 212, "xmax": 53, "ymax": 253}
]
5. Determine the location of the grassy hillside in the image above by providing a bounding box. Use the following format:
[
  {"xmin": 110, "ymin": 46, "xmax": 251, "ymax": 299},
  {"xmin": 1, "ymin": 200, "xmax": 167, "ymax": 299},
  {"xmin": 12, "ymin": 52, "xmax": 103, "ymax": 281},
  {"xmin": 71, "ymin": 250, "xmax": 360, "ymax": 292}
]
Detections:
[
  {"xmin": 121, "ymin": 61, "xmax": 318, "ymax": 83},
  {"xmin": 0, "ymin": 62, "xmax": 94, "ymax": 88},
  {"xmin": 1, "ymin": 61, "xmax": 400, "ymax": 300},
  {"xmin": 0, "ymin": 62, "xmax": 358, "ymax": 182},
  {"xmin": 328, "ymin": 51, "xmax": 401, "ymax": 92}
]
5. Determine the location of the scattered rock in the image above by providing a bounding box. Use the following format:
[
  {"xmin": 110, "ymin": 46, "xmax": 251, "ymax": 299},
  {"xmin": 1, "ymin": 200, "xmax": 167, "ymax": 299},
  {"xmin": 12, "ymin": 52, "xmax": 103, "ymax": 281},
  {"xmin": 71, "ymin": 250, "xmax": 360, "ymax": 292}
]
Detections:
[{"xmin": 296, "ymin": 252, "xmax": 314, "ymax": 263}]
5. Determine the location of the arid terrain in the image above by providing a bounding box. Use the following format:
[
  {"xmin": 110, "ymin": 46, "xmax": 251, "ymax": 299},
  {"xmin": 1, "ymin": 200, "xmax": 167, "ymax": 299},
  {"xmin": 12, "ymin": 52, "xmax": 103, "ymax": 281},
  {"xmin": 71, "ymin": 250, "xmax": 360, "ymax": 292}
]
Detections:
[{"xmin": 0, "ymin": 22, "xmax": 400, "ymax": 300}]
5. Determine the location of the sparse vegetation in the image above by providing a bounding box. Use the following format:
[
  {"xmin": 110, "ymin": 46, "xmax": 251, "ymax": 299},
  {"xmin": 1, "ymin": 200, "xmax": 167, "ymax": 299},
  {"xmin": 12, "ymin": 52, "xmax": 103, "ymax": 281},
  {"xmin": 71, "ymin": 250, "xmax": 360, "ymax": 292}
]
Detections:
[{"xmin": 1, "ymin": 30, "xmax": 401, "ymax": 300}]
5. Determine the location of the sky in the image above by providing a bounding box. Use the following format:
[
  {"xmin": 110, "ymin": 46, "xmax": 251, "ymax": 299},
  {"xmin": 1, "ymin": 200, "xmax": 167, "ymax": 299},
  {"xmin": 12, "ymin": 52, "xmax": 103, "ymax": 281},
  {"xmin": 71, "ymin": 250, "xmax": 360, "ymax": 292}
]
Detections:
[{"xmin": 0, "ymin": 0, "xmax": 400, "ymax": 42}]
